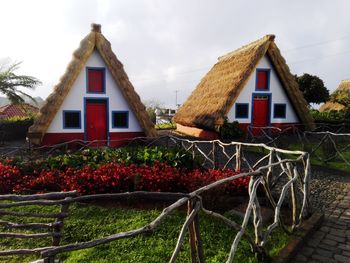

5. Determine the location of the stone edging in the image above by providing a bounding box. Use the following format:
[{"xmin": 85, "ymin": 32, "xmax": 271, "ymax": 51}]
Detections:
[{"xmin": 272, "ymin": 212, "xmax": 324, "ymax": 263}]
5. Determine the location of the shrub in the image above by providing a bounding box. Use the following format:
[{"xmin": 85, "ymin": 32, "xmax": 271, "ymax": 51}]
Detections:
[
  {"xmin": 310, "ymin": 109, "xmax": 347, "ymax": 123},
  {"xmin": 220, "ymin": 119, "xmax": 244, "ymax": 140},
  {"xmin": 7, "ymin": 146, "xmax": 197, "ymax": 172},
  {"xmin": 0, "ymin": 116, "xmax": 34, "ymax": 140}
]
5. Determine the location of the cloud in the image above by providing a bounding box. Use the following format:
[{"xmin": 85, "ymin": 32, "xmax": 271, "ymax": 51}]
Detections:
[{"xmin": 0, "ymin": 0, "xmax": 350, "ymax": 105}]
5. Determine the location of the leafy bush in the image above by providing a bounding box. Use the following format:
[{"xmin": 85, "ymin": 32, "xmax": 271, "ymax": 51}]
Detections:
[
  {"xmin": 220, "ymin": 119, "xmax": 244, "ymax": 140},
  {"xmin": 310, "ymin": 109, "xmax": 348, "ymax": 123},
  {"xmin": 0, "ymin": 116, "xmax": 34, "ymax": 140},
  {"xmin": 1, "ymin": 161, "xmax": 249, "ymax": 195},
  {"xmin": 6, "ymin": 146, "xmax": 196, "ymax": 174}
]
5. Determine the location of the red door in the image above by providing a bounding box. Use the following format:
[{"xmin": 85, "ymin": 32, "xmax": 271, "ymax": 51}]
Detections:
[
  {"xmin": 86, "ymin": 100, "xmax": 107, "ymax": 145},
  {"xmin": 252, "ymin": 96, "xmax": 269, "ymax": 135}
]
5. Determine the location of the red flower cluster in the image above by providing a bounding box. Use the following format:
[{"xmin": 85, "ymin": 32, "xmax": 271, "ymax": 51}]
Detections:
[
  {"xmin": 0, "ymin": 163, "xmax": 21, "ymax": 194},
  {"xmin": 0, "ymin": 161, "xmax": 249, "ymax": 195}
]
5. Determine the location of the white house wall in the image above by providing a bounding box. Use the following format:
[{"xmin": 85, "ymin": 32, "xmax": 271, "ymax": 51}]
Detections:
[
  {"xmin": 226, "ymin": 55, "xmax": 299, "ymax": 124},
  {"xmin": 47, "ymin": 50, "xmax": 142, "ymax": 133}
]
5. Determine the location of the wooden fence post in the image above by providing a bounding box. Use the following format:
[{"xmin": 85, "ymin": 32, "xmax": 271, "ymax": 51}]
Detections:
[
  {"xmin": 188, "ymin": 200, "xmax": 197, "ymax": 263},
  {"xmin": 47, "ymin": 197, "xmax": 72, "ymax": 262}
]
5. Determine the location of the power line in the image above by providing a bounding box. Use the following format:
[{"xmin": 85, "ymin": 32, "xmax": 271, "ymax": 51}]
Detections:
[
  {"xmin": 289, "ymin": 48, "xmax": 350, "ymax": 65},
  {"xmin": 130, "ymin": 34, "xmax": 350, "ymax": 84},
  {"xmin": 283, "ymin": 34, "xmax": 350, "ymax": 53}
]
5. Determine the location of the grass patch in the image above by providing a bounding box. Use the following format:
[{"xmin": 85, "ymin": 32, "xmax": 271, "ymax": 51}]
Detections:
[
  {"xmin": 287, "ymin": 143, "xmax": 350, "ymax": 172},
  {"xmin": 0, "ymin": 203, "xmax": 289, "ymax": 263},
  {"xmin": 155, "ymin": 122, "xmax": 176, "ymax": 130}
]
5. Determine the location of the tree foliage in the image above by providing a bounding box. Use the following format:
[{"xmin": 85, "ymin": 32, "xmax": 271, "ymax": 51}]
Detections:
[
  {"xmin": 0, "ymin": 62, "xmax": 41, "ymax": 104},
  {"xmin": 295, "ymin": 73, "xmax": 329, "ymax": 104},
  {"xmin": 143, "ymin": 99, "xmax": 163, "ymax": 124},
  {"xmin": 330, "ymin": 89, "xmax": 350, "ymax": 107}
]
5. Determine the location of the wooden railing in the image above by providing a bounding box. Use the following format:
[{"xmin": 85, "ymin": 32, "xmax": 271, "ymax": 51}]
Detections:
[
  {"xmin": 0, "ymin": 191, "xmax": 78, "ymax": 262},
  {"xmin": 0, "ymin": 138, "xmax": 311, "ymax": 262}
]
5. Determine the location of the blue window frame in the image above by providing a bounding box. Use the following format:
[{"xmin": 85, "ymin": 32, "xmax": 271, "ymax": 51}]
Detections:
[
  {"xmin": 86, "ymin": 67, "xmax": 106, "ymax": 94},
  {"xmin": 63, "ymin": 110, "xmax": 81, "ymax": 129},
  {"xmin": 235, "ymin": 103, "xmax": 249, "ymax": 119},
  {"xmin": 255, "ymin": 69, "xmax": 271, "ymax": 91},
  {"xmin": 112, "ymin": 111, "xmax": 129, "ymax": 128},
  {"xmin": 273, "ymin": 104, "xmax": 287, "ymax": 118}
]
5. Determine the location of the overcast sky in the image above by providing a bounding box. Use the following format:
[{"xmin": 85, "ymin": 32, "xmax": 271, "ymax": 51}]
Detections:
[{"xmin": 1, "ymin": 0, "xmax": 350, "ymax": 107}]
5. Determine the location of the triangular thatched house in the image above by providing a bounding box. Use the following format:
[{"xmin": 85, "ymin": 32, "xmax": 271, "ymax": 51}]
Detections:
[
  {"xmin": 320, "ymin": 79, "xmax": 350, "ymax": 112},
  {"xmin": 173, "ymin": 35, "xmax": 315, "ymax": 139},
  {"xmin": 28, "ymin": 24, "xmax": 157, "ymax": 146}
]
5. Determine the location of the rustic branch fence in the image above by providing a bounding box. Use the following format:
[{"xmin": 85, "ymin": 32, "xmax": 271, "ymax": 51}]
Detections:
[
  {"xmin": 245, "ymin": 124, "xmax": 350, "ymax": 168},
  {"xmin": 0, "ymin": 136, "xmax": 311, "ymax": 262}
]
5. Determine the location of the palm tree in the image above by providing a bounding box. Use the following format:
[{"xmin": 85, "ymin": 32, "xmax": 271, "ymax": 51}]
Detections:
[{"xmin": 0, "ymin": 62, "xmax": 41, "ymax": 104}]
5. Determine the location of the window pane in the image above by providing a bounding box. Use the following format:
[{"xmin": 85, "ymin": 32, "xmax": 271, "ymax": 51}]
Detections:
[
  {"xmin": 274, "ymin": 104, "xmax": 286, "ymax": 118},
  {"xmin": 257, "ymin": 71, "xmax": 268, "ymax": 89},
  {"xmin": 64, "ymin": 111, "xmax": 80, "ymax": 128},
  {"xmin": 236, "ymin": 104, "xmax": 248, "ymax": 118},
  {"xmin": 88, "ymin": 69, "xmax": 104, "ymax": 92},
  {"xmin": 113, "ymin": 112, "xmax": 128, "ymax": 128}
]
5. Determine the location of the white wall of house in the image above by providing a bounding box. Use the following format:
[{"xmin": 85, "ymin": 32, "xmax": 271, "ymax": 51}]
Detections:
[
  {"xmin": 226, "ymin": 55, "xmax": 299, "ymax": 124},
  {"xmin": 47, "ymin": 50, "xmax": 142, "ymax": 133}
]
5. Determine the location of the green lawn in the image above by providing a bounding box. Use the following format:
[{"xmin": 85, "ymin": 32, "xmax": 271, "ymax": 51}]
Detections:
[
  {"xmin": 287, "ymin": 143, "xmax": 350, "ymax": 172},
  {"xmin": 0, "ymin": 203, "xmax": 289, "ymax": 263}
]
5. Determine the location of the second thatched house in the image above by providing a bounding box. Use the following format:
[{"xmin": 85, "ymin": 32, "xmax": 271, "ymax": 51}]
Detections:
[
  {"xmin": 173, "ymin": 35, "xmax": 315, "ymax": 139},
  {"xmin": 28, "ymin": 24, "xmax": 157, "ymax": 146},
  {"xmin": 320, "ymin": 79, "xmax": 350, "ymax": 112}
]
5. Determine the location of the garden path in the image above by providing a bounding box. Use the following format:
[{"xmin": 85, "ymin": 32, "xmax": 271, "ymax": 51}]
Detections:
[{"xmin": 292, "ymin": 172, "xmax": 350, "ymax": 263}]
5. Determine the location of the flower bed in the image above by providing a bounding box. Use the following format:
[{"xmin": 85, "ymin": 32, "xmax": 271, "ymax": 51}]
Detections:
[{"xmin": 0, "ymin": 161, "xmax": 249, "ymax": 195}]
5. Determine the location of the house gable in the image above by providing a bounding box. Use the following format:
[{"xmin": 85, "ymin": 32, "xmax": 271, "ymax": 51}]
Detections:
[
  {"xmin": 28, "ymin": 24, "xmax": 157, "ymax": 145},
  {"xmin": 173, "ymin": 35, "xmax": 314, "ymax": 133},
  {"xmin": 46, "ymin": 50, "xmax": 142, "ymax": 134},
  {"xmin": 226, "ymin": 55, "xmax": 299, "ymax": 125}
]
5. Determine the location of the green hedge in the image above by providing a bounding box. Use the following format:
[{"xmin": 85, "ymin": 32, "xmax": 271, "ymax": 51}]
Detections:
[
  {"xmin": 310, "ymin": 109, "xmax": 350, "ymax": 124},
  {"xmin": 7, "ymin": 146, "xmax": 198, "ymax": 172},
  {"xmin": 0, "ymin": 117, "xmax": 34, "ymax": 141},
  {"xmin": 220, "ymin": 119, "xmax": 244, "ymax": 140}
]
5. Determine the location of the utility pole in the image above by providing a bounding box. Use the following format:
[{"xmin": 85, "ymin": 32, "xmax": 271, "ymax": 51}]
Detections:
[{"xmin": 175, "ymin": 90, "xmax": 179, "ymax": 108}]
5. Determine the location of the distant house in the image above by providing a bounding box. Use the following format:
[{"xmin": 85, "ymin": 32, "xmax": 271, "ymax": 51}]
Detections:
[
  {"xmin": 320, "ymin": 79, "xmax": 350, "ymax": 112},
  {"xmin": 173, "ymin": 35, "xmax": 314, "ymax": 139},
  {"xmin": 0, "ymin": 103, "xmax": 38, "ymax": 120},
  {"xmin": 155, "ymin": 108, "xmax": 176, "ymax": 125},
  {"xmin": 28, "ymin": 24, "xmax": 157, "ymax": 146}
]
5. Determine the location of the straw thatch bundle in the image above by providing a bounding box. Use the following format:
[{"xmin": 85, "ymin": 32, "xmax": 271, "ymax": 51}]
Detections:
[
  {"xmin": 173, "ymin": 35, "xmax": 315, "ymax": 132},
  {"xmin": 320, "ymin": 79, "xmax": 350, "ymax": 112},
  {"xmin": 28, "ymin": 24, "xmax": 157, "ymax": 145}
]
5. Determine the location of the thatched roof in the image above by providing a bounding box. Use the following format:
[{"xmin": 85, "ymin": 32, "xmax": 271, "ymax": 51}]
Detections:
[
  {"xmin": 320, "ymin": 79, "xmax": 350, "ymax": 112},
  {"xmin": 173, "ymin": 35, "xmax": 315, "ymax": 131},
  {"xmin": 319, "ymin": 102, "xmax": 345, "ymax": 112},
  {"xmin": 28, "ymin": 24, "xmax": 157, "ymax": 144}
]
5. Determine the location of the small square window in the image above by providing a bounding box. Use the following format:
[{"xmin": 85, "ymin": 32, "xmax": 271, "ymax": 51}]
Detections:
[
  {"xmin": 87, "ymin": 68, "xmax": 105, "ymax": 93},
  {"xmin": 112, "ymin": 111, "xmax": 129, "ymax": 128},
  {"xmin": 274, "ymin": 104, "xmax": 286, "ymax": 118},
  {"xmin": 235, "ymin": 103, "xmax": 249, "ymax": 118},
  {"xmin": 63, "ymin": 111, "xmax": 81, "ymax": 129},
  {"xmin": 256, "ymin": 70, "xmax": 269, "ymax": 90}
]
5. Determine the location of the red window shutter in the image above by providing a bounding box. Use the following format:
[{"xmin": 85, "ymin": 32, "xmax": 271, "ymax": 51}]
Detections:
[
  {"xmin": 88, "ymin": 69, "xmax": 104, "ymax": 92},
  {"xmin": 257, "ymin": 71, "xmax": 268, "ymax": 89}
]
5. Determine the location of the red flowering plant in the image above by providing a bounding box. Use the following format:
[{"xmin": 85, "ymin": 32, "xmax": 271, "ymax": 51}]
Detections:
[
  {"xmin": 1, "ymin": 158, "xmax": 249, "ymax": 196},
  {"xmin": 0, "ymin": 163, "xmax": 21, "ymax": 194}
]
